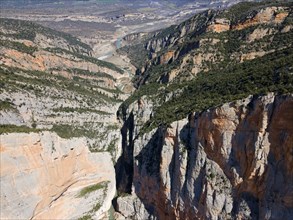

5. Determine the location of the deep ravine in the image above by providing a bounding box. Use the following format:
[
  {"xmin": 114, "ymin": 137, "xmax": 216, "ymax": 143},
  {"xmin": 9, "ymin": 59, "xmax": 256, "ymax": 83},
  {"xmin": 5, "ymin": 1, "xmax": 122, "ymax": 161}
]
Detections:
[{"xmin": 113, "ymin": 93, "xmax": 293, "ymax": 220}]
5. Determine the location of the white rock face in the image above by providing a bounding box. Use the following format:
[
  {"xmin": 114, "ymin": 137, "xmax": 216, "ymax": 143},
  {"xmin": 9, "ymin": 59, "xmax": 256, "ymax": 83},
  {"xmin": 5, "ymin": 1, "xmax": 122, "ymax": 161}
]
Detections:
[
  {"xmin": 116, "ymin": 93, "xmax": 293, "ymax": 220},
  {"xmin": 115, "ymin": 194, "xmax": 152, "ymax": 220},
  {"xmin": 0, "ymin": 132, "xmax": 116, "ymax": 220},
  {"xmin": 0, "ymin": 110, "xmax": 25, "ymax": 126}
]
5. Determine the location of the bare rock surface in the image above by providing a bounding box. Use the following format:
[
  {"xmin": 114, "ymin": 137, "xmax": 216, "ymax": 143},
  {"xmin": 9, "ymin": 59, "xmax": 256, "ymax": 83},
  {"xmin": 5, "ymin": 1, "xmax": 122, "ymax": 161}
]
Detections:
[
  {"xmin": 117, "ymin": 93, "xmax": 293, "ymax": 219},
  {"xmin": 0, "ymin": 132, "xmax": 116, "ymax": 220}
]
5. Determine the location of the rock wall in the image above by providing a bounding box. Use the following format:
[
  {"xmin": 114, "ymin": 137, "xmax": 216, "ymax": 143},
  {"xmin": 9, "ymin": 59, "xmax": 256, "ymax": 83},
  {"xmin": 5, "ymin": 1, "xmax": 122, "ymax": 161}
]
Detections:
[
  {"xmin": 0, "ymin": 132, "xmax": 116, "ymax": 220},
  {"xmin": 126, "ymin": 5, "xmax": 292, "ymax": 85},
  {"xmin": 116, "ymin": 93, "xmax": 293, "ymax": 219},
  {"xmin": 206, "ymin": 7, "xmax": 290, "ymax": 33},
  {"xmin": 0, "ymin": 48, "xmax": 122, "ymax": 83},
  {"xmin": 233, "ymin": 7, "xmax": 289, "ymax": 30}
]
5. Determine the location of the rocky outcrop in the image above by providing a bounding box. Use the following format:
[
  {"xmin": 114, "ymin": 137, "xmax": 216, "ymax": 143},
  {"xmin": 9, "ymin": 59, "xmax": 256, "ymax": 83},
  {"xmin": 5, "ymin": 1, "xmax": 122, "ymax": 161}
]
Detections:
[
  {"xmin": 207, "ymin": 18, "xmax": 230, "ymax": 33},
  {"xmin": 0, "ymin": 88, "xmax": 122, "ymax": 154},
  {"xmin": 159, "ymin": 51, "xmax": 176, "ymax": 64},
  {"xmin": 114, "ymin": 194, "xmax": 152, "ymax": 220},
  {"xmin": 233, "ymin": 7, "xmax": 290, "ymax": 30},
  {"xmin": 0, "ymin": 18, "xmax": 129, "ymax": 220},
  {"xmin": 123, "ymin": 33, "xmax": 148, "ymax": 47},
  {"xmin": 0, "ymin": 17, "xmax": 127, "ymax": 161},
  {"xmin": 33, "ymin": 33, "xmax": 90, "ymax": 55},
  {"xmin": 146, "ymin": 35, "xmax": 175, "ymax": 54},
  {"xmin": 0, "ymin": 18, "xmax": 91, "ymax": 56},
  {"xmin": 115, "ymin": 3, "xmax": 293, "ymax": 220},
  {"xmin": 239, "ymin": 50, "xmax": 273, "ymax": 62},
  {"xmin": 246, "ymin": 28, "xmax": 275, "ymax": 42},
  {"xmin": 207, "ymin": 7, "xmax": 290, "ymax": 34},
  {"xmin": 0, "ymin": 48, "xmax": 122, "ymax": 83},
  {"xmin": 116, "ymin": 93, "xmax": 293, "ymax": 219},
  {"xmin": 0, "ymin": 132, "xmax": 116, "ymax": 220},
  {"xmin": 0, "ymin": 18, "xmax": 129, "ymax": 93},
  {"xmin": 132, "ymin": 10, "xmax": 213, "ymax": 76},
  {"xmin": 123, "ymin": 4, "xmax": 292, "ymax": 86}
]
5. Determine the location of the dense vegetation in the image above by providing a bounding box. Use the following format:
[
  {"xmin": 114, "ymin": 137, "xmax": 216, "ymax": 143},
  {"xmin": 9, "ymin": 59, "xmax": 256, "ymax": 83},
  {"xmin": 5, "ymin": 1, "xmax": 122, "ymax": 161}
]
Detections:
[
  {"xmin": 0, "ymin": 125, "xmax": 40, "ymax": 134},
  {"xmin": 219, "ymin": 1, "xmax": 293, "ymax": 24},
  {"xmin": 120, "ymin": 0, "xmax": 292, "ymax": 85},
  {"xmin": 121, "ymin": 23, "xmax": 293, "ymax": 113},
  {"xmin": 69, "ymin": 68, "xmax": 116, "ymax": 81},
  {"xmin": 0, "ymin": 40, "xmax": 37, "ymax": 55},
  {"xmin": 0, "ymin": 66, "xmax": 120, "ymax": 104},
  {"xmin": 117, "ymin": 1, "xmax": 293, "ymax": 135},
  {"xmin": 141, "ymin": 47, "xmax": 293, "ymax": 132},
  {"xmin": 0, "ymin": 18, "xmax": 91, "ymax": 51},
  {"xmin": 51, "ymin": 124, "xmax": 98, "ymax": 139}
]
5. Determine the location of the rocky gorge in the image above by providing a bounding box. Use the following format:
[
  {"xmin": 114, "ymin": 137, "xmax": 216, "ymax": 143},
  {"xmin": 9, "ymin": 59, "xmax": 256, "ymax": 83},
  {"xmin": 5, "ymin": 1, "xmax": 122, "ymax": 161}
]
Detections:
[
  {"xmin": 115, "ymin": 93, "xmax": 293, "ymax": 219},
  {"xmin": 0, "ymin": 17, "xmax": 126, "ymax": 220},
  {"xmin": 114, "ymin": 1, "xmax": 293, "ymax": 219},
  {"xmin": 1, "ymin": 1, "xmax": 293, "ymax": 220}
]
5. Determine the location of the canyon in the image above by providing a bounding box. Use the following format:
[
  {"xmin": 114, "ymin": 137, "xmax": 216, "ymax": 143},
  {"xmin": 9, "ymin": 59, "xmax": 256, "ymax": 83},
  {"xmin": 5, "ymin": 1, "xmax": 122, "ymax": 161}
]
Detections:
[
  {"xmin": 115, "ymin": 93, "xmax": 293, "ymax": 219},
  {"xmin": 1, "ymin": 1, "xmax": 293, "ymax": 220}
]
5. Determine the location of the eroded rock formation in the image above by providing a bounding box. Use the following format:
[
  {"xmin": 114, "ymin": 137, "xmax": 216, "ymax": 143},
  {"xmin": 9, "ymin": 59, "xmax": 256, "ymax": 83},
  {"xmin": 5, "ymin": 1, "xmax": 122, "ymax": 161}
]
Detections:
[
  {"xmin": 116, "ymin": 93, "xmax": 293, "ymax": 219},
  {"xmin": 0, "ymin": 132, "xmax": 116, "ymax": 220}
]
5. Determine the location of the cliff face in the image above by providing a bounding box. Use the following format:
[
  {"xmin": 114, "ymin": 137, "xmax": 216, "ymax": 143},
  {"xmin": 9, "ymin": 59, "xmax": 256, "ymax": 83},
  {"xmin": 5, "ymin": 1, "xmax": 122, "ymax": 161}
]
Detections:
[
  {"xmin": 0, "ymin": 132, "xmax": 115, "ymax": 220},
  {"xmin": 120, "ymin": 3, "xmax": 292, "ymax": 86},
  {"xmin": 0, "ymin": 48, "xmax": 123, "ymax": 82},
  {"xmin": 115, "ymin": 93, "xmax": 293, "ymax": 219},
  {"xmin": 0, "ymin": 18, "xmax": 131, "ymax": 93},
  {"xmin": 114, "ymin": 3, "xmax": 293, "ymax": 218},
  {"xmin": 1, "ymin": 2, "xmax": 293, "ymax": 220},
  {"xmin": 0, "ymin": 18, "xmax": 126, "ymax": 219},
  {"xmin": 0, "ymin": 17, "xmax": 128, "ymax": 157}
]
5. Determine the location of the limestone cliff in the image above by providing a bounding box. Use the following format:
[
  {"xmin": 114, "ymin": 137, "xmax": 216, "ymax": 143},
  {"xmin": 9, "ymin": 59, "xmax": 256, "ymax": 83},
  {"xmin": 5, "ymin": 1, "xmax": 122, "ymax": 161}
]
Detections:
[
  {"xmin": 1, "ymin": 2, "xmax": 293, "ymax": 220},
  {"xmin": 0, "ymin": 18, "xmax": 126, "ymax": 219},
  {"xmin": 0, "ymin": 132, "xmax": 115, "ymax": 220},
  {"xmin": 115, "ymin": 93, "xmax": 293, "ymax": 219},
  {"xmin": 0, "ymin": 18, "xmax": 128, "ymax": 157},
  {"xmin": 120, "ymin": 2, "xmax": 292, "ymax": 86},
  {"xmin": 114, "ymin": 3, "xmax": 293, "ymax": 217},
  {"xmin": 0, "ymin": 18, "xmax": 132, "ymax": 93}
]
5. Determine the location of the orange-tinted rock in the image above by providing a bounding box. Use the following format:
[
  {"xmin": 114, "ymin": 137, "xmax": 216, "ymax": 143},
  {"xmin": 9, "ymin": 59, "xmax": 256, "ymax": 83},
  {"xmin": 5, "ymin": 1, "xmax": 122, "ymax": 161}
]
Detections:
[
  {"xmin": 207, "ymin": 23, "xmax": 230, "ymax": 33},
  {"xmin": 160, "ymin": 51, "xmax": 176, "ymax": 64},
  {"xmin": 233, "ymin": 7, "xmax": 289, "ymax": 30},
  {"xmin": 0, "ymin": 132, "xmax": 116, "ymax": 220},
  {"xmin": 275, "ymin": 12, "xmax": 289, "ymax": 23},
  {"xmin": 207, "ymin": 18, "xmax": 231, "ymax": 33},
  {"xmin": 125, "ymin": 94, "xmax": 293, "ymax": 220}
]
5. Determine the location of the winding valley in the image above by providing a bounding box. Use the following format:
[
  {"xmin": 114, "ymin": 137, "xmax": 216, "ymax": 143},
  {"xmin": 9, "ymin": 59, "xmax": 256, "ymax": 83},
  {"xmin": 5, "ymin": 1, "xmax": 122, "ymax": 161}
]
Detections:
[{"xmin": 1, "ymin": 1, "xmax": 293, "ymax": 220}]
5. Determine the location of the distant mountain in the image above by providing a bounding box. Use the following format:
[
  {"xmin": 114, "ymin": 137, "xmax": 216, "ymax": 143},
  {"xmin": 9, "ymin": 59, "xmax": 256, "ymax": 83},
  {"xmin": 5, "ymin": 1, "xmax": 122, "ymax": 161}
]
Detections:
[{"xmin": 0, "ymin": 0, "xmax": 257, "ymax": 8}]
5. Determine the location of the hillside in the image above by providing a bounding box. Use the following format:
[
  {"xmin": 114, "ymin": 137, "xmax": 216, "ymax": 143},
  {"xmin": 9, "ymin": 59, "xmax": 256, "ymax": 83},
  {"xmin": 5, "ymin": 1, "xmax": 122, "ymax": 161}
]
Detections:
[
  {"xmin": 122, "ymin": 1, "xmax": 292, "ymax": 82},
  {"xmin": 0, "ymin": 18, "xmax": 130, "ymax": 220},
  {"xmin": 119, "ymin": 1, "xmax": 293, "ymax": 127},
  {"xmin": 1, "ymin": 1, "xmax": 293, "ymax": 220},
  {"xmin": 0, "ymin": 18, "xmax": 133, "ymax": 152},
  {"xmin": 114, "ymin": 1, "xmax": 293, "ymax": 219}
]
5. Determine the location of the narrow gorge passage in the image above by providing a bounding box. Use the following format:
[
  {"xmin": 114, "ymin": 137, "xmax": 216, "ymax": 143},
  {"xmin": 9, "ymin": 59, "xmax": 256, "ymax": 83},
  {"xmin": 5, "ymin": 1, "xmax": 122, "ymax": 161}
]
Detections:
[{"xmin": 1, "ymin": 1, "xmax": 293, "ymax": 219}]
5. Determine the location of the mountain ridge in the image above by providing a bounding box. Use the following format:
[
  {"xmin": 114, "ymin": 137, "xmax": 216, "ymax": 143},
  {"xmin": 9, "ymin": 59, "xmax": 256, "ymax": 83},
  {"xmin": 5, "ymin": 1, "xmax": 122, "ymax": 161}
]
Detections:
[
  {"xmin": 0, "ymin": 1, "xmax": 293, "ymax": 219},
  {"xmin": 114, "ymin": 1, "xmax": 293, "ymax": 219}
]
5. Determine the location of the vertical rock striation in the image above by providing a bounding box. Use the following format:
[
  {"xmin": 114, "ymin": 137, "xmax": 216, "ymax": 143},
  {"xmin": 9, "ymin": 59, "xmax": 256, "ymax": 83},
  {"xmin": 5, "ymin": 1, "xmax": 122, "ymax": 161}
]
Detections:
[{"xmin": 115, "ymin": 93, "xmax": 293, "ymax": 219}]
